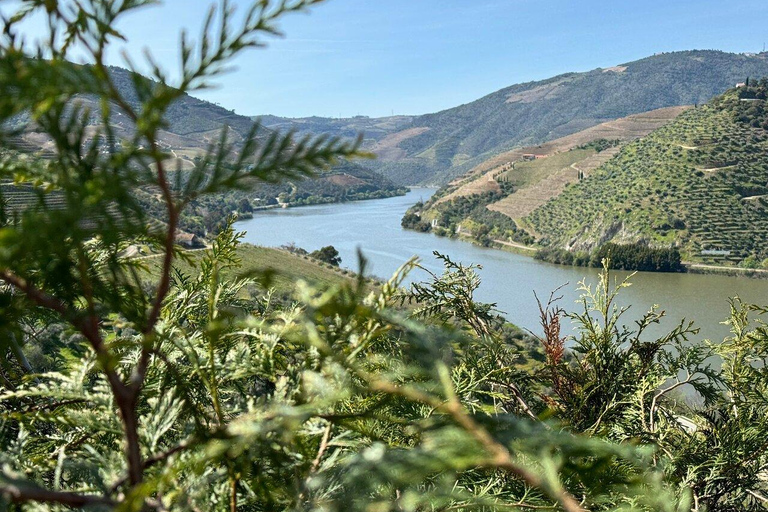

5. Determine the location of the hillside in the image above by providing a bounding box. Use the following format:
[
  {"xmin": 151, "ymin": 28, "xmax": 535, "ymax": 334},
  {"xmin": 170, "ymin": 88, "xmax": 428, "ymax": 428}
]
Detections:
[
  {"xmin": 402, "ymin": 107, "xmax": 686, "ymax": 248},
  {"xmin": 404, "ymin": 83, "xmax": 768, "ymax": 268},
  {"xmin": 143, "ymin": 243, "xmax": 355, "ymax": 296},
  {"xmin": 4, "ymin": 66, "xmax": 405, "ymax": 236},
  {"xmin": 8, "ymin": 66, "xmax": 261, "ymax": 161},
  {"xmin": 431, "ymin": 107, "xmax": 686, "ymax": 206},
  {"xmin": 525, "ymin": 82, "xmax": 768, "ymax": 265},
  {"xmin": 261, "ymin": 51, "xmax": 768, "ymax": 186},
  {"xmin": 0, "ymin": 145, "xmax": 404, "ymax": 239},
  {"xmin": 257, "ymin": 114, "xmax": 415, "ymax": 146}
]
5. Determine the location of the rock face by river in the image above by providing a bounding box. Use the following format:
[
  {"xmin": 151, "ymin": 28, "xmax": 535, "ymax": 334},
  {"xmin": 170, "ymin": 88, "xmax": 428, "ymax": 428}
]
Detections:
[{"xmin": 237, "ymin": 188, "xmax": 768, "ymax": 341}]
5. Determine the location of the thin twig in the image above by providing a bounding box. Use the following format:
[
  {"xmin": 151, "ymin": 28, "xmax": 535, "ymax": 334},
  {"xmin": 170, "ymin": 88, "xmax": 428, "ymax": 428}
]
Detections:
[{"xmin": 365, "ymin": 378, "xmax": 587, "ymax": 512}]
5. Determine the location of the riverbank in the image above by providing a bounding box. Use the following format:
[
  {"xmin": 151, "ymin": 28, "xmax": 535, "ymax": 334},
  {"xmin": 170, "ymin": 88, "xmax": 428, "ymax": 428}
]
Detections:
[
  {"xmin": 686, "ymin": 262, "xmax": 768, "ymax": 279},
  {"xmin": 493, "ymin": 239, "xmax": 538, "ymax": 255},
  {"xmin": 410, "ymin": 229, "xmax": 768, "ymax": 280},
  {"xmin": 238, "ymin": 188, "xmax": 768, "ymax": 340},
  {"xmin": 253, "ymin": 187, "xmax": 408, "ymax": 212},
  {"xmin": 491, "ymin": 236, "xmax": 768, "ymax": 280}
]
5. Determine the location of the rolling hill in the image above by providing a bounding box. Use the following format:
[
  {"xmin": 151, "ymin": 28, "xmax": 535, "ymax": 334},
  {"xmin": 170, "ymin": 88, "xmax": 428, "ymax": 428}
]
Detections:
[
  {"xmin": 405, "ymin": 82, "xmax": 768, "ymax": 267},
  {"xmin": 8, "ymin": 66, "xmax": 261, "ymax": 163},
  {"xmin": 3, "ymin": 66, "xmax": 405, "ymax": 237},
  {"xmin": 402, "ymin": 107, "xmax": 687, "ymax": 247},
  {"xmin": 525, "ymin": 82, "xmax": 768, "ymax": 265},
  {"xmin": 260, "ymin": 50, "xmax": 768, "ymax": 186},
  {"xmin": 432, "ymin": 106, "xmax": 687, "ymax": 207}
]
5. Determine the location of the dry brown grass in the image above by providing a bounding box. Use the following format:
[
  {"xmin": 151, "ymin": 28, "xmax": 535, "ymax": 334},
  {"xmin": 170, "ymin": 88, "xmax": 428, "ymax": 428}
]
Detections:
[{"xmin": 371, "ymin": 127, "xmax": 430, "ymax": 161}]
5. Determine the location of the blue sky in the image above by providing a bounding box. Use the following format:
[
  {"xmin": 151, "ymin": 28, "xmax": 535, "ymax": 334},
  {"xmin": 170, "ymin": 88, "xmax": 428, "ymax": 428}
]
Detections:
[{"xmin": 8, "ymin": 0, "xmax": 768, "ymax": 117}]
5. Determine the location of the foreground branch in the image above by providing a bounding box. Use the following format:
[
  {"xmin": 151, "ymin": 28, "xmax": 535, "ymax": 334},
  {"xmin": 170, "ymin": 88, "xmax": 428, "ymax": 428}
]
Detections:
[
  {"xmin": 0, "ymin": 482, "xmax": 115, "ymax": 508},
  {"xmin": 366, "ymin": 378, "xmax": 587, "ymax": 512}
]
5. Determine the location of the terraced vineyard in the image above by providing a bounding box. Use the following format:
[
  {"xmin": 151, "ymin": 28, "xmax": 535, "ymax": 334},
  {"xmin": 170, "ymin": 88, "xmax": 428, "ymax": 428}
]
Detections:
[
  {"xmin": 488, "ymin": 147, "xmax": 616, "ymax": 220},
  {"xmin": 526, "ymin": 86, "xmax": 768, "ymax": 264},
  {"xmin": 408, "ymin": 107, "xmax": 686, "ymax": 250},
  {"xmin": 0, "ymin": 181, "xmax": 66, "ymax": 215},
  {"xmin": 432, "ymin": 106, "xmax": 687, "ymax": 207}
]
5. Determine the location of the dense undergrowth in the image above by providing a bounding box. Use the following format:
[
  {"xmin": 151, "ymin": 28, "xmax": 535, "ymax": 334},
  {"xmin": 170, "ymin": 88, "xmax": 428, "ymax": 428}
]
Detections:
[
  {"xmin": 535, "ymin": 243, "xmax": 684, "ymax": 272},
  {"xmin": 402, "ymin": 191, "xmax": 535, "ymax": 247},
  {"xmin": 1, "ymin": 2, "xmax": 768, "ymax": 511}
]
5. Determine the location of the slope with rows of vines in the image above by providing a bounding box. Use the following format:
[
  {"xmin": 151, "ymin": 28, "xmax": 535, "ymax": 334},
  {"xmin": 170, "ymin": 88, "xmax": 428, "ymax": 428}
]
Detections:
[{"xmin": 526, "ymin": 83, "xmax": 768, "ymax": 264}]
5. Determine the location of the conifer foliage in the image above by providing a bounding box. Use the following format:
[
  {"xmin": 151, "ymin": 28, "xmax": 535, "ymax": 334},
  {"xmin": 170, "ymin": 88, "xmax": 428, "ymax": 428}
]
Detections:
[{"xmin": 1, "ymin": 2, "xmax": 768, "ymax": 511}]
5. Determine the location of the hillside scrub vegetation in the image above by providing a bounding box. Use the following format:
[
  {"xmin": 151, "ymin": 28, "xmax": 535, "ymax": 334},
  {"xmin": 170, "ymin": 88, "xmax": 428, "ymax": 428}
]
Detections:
[
  {"xmin": 402, "ymin": 191, "xmax": 535, "ymax": 247},
  {"xmin": 2, "ymin": 2, "xmax": 768, "ymax": 512}
]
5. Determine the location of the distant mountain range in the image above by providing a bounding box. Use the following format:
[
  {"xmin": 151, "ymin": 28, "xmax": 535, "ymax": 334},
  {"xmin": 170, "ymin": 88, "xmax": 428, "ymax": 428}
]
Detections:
[{"xmin": 258, "ymin": 50, "xmax": 768, "ymax": 186}]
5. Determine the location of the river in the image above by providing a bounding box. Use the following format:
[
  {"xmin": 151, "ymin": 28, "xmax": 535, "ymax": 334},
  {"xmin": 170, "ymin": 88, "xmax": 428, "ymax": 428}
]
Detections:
[{"xmin": 237, "ymin": 188, "xmax": 768, "ymax": 341}]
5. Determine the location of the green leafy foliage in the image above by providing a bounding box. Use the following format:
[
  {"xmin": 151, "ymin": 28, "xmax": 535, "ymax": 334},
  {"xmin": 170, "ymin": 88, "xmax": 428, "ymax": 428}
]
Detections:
[
  {"xmin": 1, "ymin": 2, "xmax": 768, "ymax": 512},
  {"xmin": 536, "ymin": 243, "xmax": 684, "ymax": 272},
  {"xmin": 403, "ymin": 191, "xmax": 534, "ymax": 246},
  {"xmin": 308, "ymin": 245, "xmax": 341, "ymax": 267}
]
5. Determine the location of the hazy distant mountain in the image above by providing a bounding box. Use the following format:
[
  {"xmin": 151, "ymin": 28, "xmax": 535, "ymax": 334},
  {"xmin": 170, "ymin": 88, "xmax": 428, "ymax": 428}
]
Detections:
[
  {"xmin": 258, "ymin": 50, "xmax": 768, "ymax": 186},
  {"xmin": 9, "ymin": 66, "xmax": 266, "ymax": 157}
]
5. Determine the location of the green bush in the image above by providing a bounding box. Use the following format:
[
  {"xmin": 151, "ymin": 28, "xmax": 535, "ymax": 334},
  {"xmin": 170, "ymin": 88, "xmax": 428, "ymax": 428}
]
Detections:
[{"xmin": 1, "ymin": 3, "xmax": 768, "ymax": 512}]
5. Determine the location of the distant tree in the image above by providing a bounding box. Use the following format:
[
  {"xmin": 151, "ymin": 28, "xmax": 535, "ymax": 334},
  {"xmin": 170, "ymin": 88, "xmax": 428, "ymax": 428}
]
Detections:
[
  {"xmin": 401, "ymin": 211, "xmax": 431, "ymax": 232},
  {"xmin": 281, "ymin": 242, "xmax": 308, "ymax": 255},
  {"xmin": 238, "ymin": 198, "xmax": 253, "ymax": 213},
  {"xmin": 740, "ymin": 254, "xmax": 760, "ymax": 269},
  {"xmin": 310, "ymin": 245, "xmax": 342, "ymax": 266}
]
